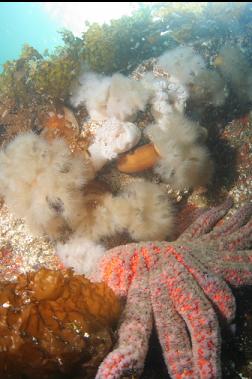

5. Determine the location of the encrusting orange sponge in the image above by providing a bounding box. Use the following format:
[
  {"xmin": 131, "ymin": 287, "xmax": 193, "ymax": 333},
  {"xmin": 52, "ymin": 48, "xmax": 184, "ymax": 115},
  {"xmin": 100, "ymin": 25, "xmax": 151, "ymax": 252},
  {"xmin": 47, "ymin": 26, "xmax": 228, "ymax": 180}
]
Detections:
[{"xmin": 0, "ymin": 268, "xmax": 121, "ymax": 379}]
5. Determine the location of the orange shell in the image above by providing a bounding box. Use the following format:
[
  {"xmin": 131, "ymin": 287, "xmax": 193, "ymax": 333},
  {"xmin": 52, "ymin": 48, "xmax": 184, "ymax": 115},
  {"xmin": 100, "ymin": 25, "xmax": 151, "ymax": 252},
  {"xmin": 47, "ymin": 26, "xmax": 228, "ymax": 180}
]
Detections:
[
  {"xmin": 117, "ymin": 143, "xmax": 160, "ymax": 173},
  {"xmin": 213, "ymin": 55, "xmax": 223, "ymax": 67}
]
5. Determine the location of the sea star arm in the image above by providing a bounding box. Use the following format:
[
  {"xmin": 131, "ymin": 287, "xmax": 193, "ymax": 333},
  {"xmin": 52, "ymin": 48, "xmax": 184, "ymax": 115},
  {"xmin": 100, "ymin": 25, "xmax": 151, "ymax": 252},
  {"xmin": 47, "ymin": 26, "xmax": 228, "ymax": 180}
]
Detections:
[
  {"xmin": 218, "ymin": 220, "xmax": 252, "ymax": 251},
  {"xmin": 201, "ymin": 240, "xmax": 252, "ymax": 266},
  {"xmin": 169, "ymin": 245, "xmax": 236, "ymax": 322},
  {"xmin": 164, "ymin": 252, "xmax": 221, "ymax": 379},
  {"xmin": 179, "ymin": 198, "xmax": 233, "ymax": 242},
  {"xmin": 202, "ymin": 202, "xmax": 252, "ymax": 241},
  {"xmin": 91, "ymin": 244, "xmax": 140, "ymax": 297},
  {"xmin": 217, "ymin": 249, "xmax": 252, "ymax": 263},
  {"xmin": 150, "ymin": 267, "xmax": 195, "ymax": 379},
  {"xmin": 95, "ymin": 258, "xmax": 153, "ymax": 379},
  {"xmin": 205, "ymin": 258, "xmax": 252, "ymax": 287}
]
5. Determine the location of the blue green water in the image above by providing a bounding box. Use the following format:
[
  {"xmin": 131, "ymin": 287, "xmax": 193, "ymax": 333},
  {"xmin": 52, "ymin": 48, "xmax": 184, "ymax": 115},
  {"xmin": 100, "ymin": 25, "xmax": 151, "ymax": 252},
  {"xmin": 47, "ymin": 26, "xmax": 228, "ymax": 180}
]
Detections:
[{"xmin": 0, "ymin": 2, "xmax": 63, "ymax": 70}]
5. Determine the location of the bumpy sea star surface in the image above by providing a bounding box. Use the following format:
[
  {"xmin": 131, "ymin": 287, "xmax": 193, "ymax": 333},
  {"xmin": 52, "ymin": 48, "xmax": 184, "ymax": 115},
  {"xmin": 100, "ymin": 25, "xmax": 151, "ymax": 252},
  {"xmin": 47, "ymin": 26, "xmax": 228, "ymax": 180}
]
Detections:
[{"xmin": 91, "ymin": 198, "xmax": 252, "ymax": 379}]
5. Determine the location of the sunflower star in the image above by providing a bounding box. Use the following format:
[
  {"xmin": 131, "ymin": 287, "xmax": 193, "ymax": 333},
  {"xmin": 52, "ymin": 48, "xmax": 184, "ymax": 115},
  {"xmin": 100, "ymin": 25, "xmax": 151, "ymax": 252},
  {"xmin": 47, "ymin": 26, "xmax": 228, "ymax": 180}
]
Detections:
[{"xmin": 91, "ymin": 198, "xmax": 252, "ymax": 379}]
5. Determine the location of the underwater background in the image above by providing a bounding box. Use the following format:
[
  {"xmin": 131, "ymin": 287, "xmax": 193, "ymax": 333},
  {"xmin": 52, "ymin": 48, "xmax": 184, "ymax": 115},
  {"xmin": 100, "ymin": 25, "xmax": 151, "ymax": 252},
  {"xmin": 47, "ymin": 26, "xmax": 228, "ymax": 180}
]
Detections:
[
  {"xmin": 0, "ymin": 2, "xmax": 62, "ymax": 69},
  {"xmin": 0, "ymin": 2, "xmax": 137, "ymax": 70},
  {"xmin": 0, "ymin": 2, "xmax": 252, "ymax": 379}
]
